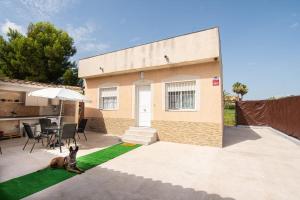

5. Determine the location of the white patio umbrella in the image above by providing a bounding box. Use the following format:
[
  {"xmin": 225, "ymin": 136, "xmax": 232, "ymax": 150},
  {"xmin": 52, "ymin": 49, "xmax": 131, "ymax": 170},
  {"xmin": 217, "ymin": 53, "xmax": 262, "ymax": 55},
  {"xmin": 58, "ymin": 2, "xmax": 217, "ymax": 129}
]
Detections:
[
  {"xmin": 28, "ymin": 87, "xmax": 89, "ymax": 125},
  {"xmin": 28, "ymin": 87, "xmax": 89, "ymax": 153}
]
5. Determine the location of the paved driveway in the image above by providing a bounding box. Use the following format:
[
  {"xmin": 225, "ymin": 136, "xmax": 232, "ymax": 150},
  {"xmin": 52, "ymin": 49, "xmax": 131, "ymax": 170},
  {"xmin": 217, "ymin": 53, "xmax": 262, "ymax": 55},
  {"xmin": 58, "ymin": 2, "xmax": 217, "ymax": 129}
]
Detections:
[{"xmin": 22, "ymin": 126, "xmax": 300, "ymax": 200}]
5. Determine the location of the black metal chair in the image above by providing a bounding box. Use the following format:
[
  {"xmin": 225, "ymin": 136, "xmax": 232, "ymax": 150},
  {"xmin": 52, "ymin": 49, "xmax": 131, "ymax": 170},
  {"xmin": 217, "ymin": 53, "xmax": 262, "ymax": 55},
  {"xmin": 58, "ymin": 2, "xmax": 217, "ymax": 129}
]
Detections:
[
  {"xmin": 61, "ymin": 123, "xmax": 77, "ymax": 146},
  {"xmin": 39, "ymin": 118, "xmax": 56, "ymax": 146},
  {"xmin": 23, "ymin": 123, "xmax": 47, "ymax": 153},
  {"xmin": 77, "ymin": 119, "xmax": 88, "ymax": 141},
  {"xmin": 39, "ymin": 118, "xmax": 52, "ymax": 133}
]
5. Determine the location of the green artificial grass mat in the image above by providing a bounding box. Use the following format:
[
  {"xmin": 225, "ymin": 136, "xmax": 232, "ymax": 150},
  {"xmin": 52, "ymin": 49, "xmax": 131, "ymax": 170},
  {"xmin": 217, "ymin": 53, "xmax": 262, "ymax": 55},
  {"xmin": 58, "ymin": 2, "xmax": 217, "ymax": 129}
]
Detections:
[{"xmin": 0, "ymin": 143, "xmax": 140, "ymax": 200}]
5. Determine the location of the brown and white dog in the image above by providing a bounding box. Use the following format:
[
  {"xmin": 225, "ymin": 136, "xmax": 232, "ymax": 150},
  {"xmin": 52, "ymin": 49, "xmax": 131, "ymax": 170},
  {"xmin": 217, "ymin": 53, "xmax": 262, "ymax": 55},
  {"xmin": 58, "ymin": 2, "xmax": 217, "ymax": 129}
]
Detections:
[{"xmin": 49, "ymin": 146, "xmax": 84, "ymax": 174}]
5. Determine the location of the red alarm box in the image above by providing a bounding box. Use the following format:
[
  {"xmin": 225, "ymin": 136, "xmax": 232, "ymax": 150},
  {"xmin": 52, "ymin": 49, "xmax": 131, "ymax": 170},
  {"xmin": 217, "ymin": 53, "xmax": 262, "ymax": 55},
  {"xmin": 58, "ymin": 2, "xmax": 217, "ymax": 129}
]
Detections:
[{"xmin": 213, "ymin": 77, "xmax": 220, "ymax": 86}]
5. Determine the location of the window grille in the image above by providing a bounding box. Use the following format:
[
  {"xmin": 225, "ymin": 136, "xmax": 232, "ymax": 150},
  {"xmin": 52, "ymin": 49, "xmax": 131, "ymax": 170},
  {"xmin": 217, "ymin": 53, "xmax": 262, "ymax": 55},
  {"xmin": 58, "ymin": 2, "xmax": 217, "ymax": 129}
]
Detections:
[
  {"xmin": 99, "ymin": 87, "xmax": 117, "ymax": 110},
  {"xmin": 165, "ymin": 81, "xmax": 196, "ymax": 110}
]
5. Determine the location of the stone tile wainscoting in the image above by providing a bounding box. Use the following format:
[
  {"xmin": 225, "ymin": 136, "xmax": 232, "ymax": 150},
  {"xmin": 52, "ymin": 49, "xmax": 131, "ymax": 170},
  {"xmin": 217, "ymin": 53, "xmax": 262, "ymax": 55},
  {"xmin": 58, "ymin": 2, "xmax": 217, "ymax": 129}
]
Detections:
[
  {"xmin": 86, "ymin": 117, "xmax": 135, "ymax": 135},
  {"xmin": 86, "ymin": 117, "xmax": 222, "ymax": 147},
  {"xmin": 152, "ymin": 121, "xmax": 222, "ymax": 147}
]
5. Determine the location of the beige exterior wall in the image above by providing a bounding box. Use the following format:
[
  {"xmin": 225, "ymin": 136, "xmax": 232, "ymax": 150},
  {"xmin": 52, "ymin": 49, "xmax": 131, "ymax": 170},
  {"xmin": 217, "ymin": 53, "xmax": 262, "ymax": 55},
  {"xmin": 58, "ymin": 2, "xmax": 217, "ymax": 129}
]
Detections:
[
  {"xmin": 79, "ymin": 27, "xmax": 223, "ymax": 147},
  {"xmin": 78, "ymin": 28, "xmax": 220, "ymax": 78},
  {"xmin": 83, "ymin": 61, "xmax": 223, "ymax": 147}
]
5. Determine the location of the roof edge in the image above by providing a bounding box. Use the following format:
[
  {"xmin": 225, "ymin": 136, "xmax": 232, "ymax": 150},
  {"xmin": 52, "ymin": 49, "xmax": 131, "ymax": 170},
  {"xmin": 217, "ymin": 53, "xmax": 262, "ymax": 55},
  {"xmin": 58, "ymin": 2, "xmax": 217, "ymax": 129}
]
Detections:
[
  {"xmin": 79, "ymin": 57, "xmax": 218, "ymax": 79},
  {"xmin": 0, "ymin": 78, "xmax": 81, "ymax": 90},
  {"xmin": 79, "ymin": 26, "xmax": 219, "ymax": 61}
]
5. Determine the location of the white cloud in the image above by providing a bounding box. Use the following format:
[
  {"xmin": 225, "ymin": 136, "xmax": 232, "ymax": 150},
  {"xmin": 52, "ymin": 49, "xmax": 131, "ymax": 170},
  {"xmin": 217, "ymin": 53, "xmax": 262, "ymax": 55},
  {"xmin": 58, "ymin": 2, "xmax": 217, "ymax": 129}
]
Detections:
[
  {"xmin": 19, "ymin": 0, "xmax": 74, "ymax": 19},
  {"xmin": 1, "ymin": 0, "xmax": 12, "ymax": 7},
  {"xmin": 1, "ymin": 19, "xmax": 25, "ymax": 35},
  {"xmin": 66, "ymin": 23, "xmax": 109, "ymax": 53},
  {"xmin": 66, "ymin": 23, "xmax": 95, "ymax": 43},
  {"xmin": 0, "ymin": 0, "xmax": 76, "ymax": 21},
  {"xmin": 129, "ymin": 36, "xmax": 141, "ymax": 43},
  {"xmin": 80, "ymin": 43, "xmax": 110, "ymax": 52},
  {"xmin": 290, "ymin": 22, "xmax": 299, "ymax": 29}
]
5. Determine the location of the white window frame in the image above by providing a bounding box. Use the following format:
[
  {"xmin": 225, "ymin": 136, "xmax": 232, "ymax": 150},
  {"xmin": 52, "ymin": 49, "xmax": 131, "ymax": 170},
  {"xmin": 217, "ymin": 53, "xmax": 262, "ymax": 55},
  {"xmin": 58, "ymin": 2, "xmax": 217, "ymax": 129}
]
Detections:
[
  {"xmin": 165, "ymin": 80, "xmax": 196, "ymax": 111},
  {"xmin": 98, "ymin": 86, "xmax": 119, "ymax": 111},
  {"xmin": 162, "ymin": 75, "xmax": 200, "ymax": 112}
]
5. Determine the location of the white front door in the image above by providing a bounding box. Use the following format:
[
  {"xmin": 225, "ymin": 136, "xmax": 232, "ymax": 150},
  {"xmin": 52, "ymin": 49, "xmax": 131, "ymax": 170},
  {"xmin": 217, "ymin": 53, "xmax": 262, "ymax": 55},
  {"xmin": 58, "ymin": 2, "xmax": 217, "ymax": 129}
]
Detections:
[{"xmin": 137, "ymin": 85, "xmax": 151, "ymax": 127}]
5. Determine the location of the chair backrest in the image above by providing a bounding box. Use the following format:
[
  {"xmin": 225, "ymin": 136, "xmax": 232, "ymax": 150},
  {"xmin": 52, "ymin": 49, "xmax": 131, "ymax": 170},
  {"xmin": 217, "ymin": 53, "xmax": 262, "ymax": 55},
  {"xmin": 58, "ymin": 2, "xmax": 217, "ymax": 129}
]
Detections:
[
  {"xmin": 78, "ymin": 119, "xmax": 88, "ymax": 133},
  {"xmin": 39, "ymin": 118, "xmax": 51, "ymax": 133},
  {"xmin": 62, "ymin": 123, "xmax": 77, "ymax": 139},
  {"xmin": 23, "ymin": 123, "xmax": 34, "ymax": 139},
  {"xmin": 51, "ymin": 122, "xmax": 57, "ymax": 126}
]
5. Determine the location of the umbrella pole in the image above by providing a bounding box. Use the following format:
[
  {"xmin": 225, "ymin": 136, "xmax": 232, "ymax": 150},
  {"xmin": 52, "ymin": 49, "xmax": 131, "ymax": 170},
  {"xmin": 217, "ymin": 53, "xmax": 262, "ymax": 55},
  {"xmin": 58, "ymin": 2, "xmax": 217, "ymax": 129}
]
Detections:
[
  {"xmin": 59, "ymin": 100, "xmax": 63, "ymax": 126},
  {"xmin": 58, "ymin": 100, "xmax": 64, "ymax": 153}
]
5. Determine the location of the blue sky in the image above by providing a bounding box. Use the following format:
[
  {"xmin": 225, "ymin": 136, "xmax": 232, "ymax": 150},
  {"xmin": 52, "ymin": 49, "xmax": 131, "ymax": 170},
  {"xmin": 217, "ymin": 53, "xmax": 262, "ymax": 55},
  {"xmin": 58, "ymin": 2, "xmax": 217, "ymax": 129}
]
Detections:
[{"xmin": 0, "ymin": 0, "xmax": 299, "ymax": 99}]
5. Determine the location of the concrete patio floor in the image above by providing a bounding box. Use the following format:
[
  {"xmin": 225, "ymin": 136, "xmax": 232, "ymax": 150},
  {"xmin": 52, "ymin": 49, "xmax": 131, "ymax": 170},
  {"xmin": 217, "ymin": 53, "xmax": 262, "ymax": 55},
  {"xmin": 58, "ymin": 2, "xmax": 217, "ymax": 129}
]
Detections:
[
  {"xmin": 0, "ymin": 132, "xmax": 120, "ymax": 182},
  {"xmin": 1, "ymin": 127, "xmax": 300, "ymax": 200}
]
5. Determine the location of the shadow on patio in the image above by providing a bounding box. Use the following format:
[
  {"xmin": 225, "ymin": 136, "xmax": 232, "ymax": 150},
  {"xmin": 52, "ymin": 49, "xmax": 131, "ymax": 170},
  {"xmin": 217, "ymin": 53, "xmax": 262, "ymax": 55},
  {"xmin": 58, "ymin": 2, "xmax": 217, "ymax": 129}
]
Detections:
[
  {"xmin": 25, "ymin": 166, "xmax": 236, "ymax": 200},
  {"xmin": 223, "ymin": 126, "xmax": 261, "ymax": 147}
]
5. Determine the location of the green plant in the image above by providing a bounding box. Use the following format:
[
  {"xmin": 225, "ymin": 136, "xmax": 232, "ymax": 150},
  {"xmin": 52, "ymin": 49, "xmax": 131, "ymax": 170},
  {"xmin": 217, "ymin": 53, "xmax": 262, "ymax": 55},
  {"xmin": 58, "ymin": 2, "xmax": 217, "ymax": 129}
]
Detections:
[
  {"xmin": 224, "ymin": 108, "xmax": 236, "ymax": 126},
  {"xmin": 224, "ymin": 103, "xmax": 235, "ymax": 109},
  {"xmin": 232, "ymin": 82, "xmax": 248, "ymax": 100},
  {"xmin": 0, "ymin": 22, "xmax": 76, "ymax": 84}
]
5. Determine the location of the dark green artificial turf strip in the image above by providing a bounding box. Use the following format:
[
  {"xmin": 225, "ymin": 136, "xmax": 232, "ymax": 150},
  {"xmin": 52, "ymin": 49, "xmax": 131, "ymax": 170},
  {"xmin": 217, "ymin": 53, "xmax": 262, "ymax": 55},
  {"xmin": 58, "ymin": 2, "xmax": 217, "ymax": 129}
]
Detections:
[{"xmin": 0, "ymin": 143, "xmax": 140, "ymax": 200}]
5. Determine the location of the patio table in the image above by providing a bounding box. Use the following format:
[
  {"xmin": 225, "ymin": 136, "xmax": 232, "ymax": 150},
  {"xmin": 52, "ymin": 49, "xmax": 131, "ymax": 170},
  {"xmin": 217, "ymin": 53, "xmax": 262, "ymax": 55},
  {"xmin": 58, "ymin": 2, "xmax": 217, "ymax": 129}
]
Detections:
[{"xmin": 45, "ymin": 126, "xmax": 63, "ymax": 153}]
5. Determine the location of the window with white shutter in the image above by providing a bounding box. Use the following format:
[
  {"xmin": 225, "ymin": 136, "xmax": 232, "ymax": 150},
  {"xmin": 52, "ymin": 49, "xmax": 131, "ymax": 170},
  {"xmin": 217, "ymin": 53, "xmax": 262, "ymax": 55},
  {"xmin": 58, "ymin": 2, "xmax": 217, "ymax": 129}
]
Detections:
[
  {"xmin": 165, "ymin": 81, "xmax": 196, "ymax": 110},
  {"xmin": 99, "ymin": 87, "xmax": 118, "ymax": 110}
]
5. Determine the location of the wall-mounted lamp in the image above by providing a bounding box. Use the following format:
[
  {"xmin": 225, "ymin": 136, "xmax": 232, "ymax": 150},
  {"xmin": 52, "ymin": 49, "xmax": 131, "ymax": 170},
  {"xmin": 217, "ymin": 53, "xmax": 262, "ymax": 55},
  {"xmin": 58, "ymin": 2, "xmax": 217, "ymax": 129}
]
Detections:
[
  {"xmin": 164, "ymin": 55, "xmax": 170, "ymax": 63},
  {"xmin": 99, "ymin": 66, "xmax": 104, "ymax": 72}
]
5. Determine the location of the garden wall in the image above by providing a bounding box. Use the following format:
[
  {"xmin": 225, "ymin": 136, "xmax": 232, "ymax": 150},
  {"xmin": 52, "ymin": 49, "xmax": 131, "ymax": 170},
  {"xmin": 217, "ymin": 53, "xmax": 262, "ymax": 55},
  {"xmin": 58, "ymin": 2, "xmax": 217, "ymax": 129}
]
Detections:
[{"xmin": 236, "ymin": 96, "xmax": 300, "ymax": 139}]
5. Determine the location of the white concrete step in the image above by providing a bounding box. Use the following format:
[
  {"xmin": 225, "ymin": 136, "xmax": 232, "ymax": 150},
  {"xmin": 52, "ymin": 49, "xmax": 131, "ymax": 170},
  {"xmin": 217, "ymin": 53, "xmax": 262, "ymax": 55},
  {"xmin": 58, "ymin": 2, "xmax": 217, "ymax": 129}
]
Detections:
[
  {"xmin": 122, "ymin": 138, "xmax": 152, "ymax": 145},
  {"xmin": 124, "ymin": 130, "xmax": 155, "ymax": 137},
  {"xmin": 122, "ymin": 135, "xmax": 156, "ymax": 145},
  {"xmin": 124, "ymin": 131, "xmax": 154, "ymax": 138},
  {"xmin": 121, "ymin": 134, "xmax": 157, "ymax": 144},
  {"xmin": 121, "ymin": 127, "xmax": 158, "ymax": 145},
  {"xmin": 128, "ymin": 126, "xmax": 157, "ymax": 132}
]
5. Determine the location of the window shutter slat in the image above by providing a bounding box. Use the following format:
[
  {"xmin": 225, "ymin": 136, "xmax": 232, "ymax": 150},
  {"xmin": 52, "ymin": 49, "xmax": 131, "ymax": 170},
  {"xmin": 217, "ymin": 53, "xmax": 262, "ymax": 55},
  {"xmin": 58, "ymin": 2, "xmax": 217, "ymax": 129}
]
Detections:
[
  {"xmin": 99, "ymin": 87, "xmax": 118, "ymax": 109},
  {"xmin": 165, "ymin": 81, "xmax": 196, "ymax": 110}
]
